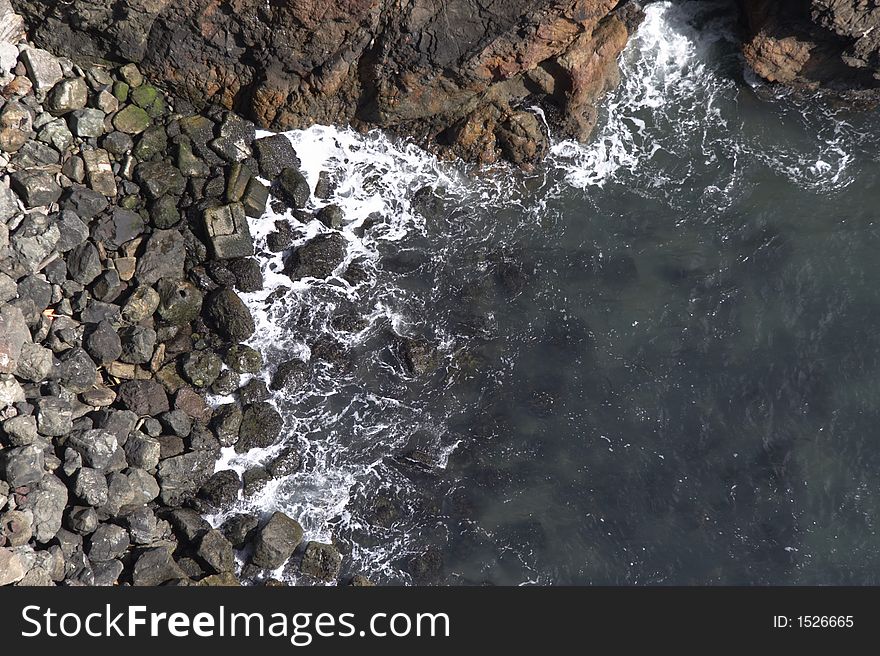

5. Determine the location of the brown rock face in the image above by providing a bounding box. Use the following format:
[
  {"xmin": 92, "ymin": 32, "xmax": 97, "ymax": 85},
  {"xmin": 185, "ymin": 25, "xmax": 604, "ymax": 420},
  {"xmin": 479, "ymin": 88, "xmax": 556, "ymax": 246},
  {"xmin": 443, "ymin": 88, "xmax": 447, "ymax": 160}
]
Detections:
[
  {"xmin": 11, "ymin": 0, "xmax": 644, "ymax": 166},
  {"xmin": 740, "ymin": 0, "xmax": 880, "ymax": 97}
]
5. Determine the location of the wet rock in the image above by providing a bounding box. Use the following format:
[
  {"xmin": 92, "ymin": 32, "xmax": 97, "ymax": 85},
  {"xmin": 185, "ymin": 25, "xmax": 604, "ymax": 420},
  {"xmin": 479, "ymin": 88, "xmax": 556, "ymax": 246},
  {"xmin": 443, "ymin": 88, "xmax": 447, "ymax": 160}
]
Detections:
[
  {"xmin": 195, "ymin": 528, "xmax": 235, "ymax": 574},
  {"xmin": 85, "ymin": 320, "xmax": 122, "ymax": 365},
  {"xmin": 46, "ymin": 77, "xmax": 88, "ymax": 115},
  {"xmin": 135, "ymin": 229, "xmax": 185, "ymax": 284},
  {"xmin": 275, "ymin": 167, "xmax": 310, "ymax": 209},
  {"xmin": 225, "ymin": 344, "xmax": 262, "ymax": 374},
  {"xmin": 211, "ymin": 370, "xmax": 240, "ymax": 396},
  {"xmin": 221, "ymin": 513, "xmax": 259, "ymax": 548},
  {"xmin": 254, "ymin": 135, "xmax": 299, "ymax": 179},
  {"xmin": 198, "ymin": 470, "xmax": 240, "ymax": 508},
  {"xmin": 267, "ymin": 447, "xmax": 302, "ymax": 477},
  {"xmin": 242, "ymin": 178, "xmax": 269, "ymax": 218},
  {"xmin": 236, "ymin": 402, "xmax": 282, "ymax": 452},
  {"xmin": 398, "ymin": 336, "xmax": 440, "ymax": 376},
  {"xmin": 348, "ymin": 574, "xmax": 375, "ymax": 586},
  {"xmin": 250, "ymin": 511, "xmax": 303, "ymax": 569},
  {"xmin": 131, "ymin": 546, "xmax": 185, "ymax": 586},
  {"xmin": 300, "ymin": 541, "xmax": 342, "ymax": 581},
  {"xmin": 238, "ymin": 378, "xmax": 270, "ymax": 404},
  {"xmin": 227, "ymin": 257, "xmax": 263, "ymax": 292},
  {"xmin": 181, "ymin": 350, "xmax": 222, "ymax": 388},
  {"xmin": 284, "ymin": 232, "xmax": 347, "ymax": 280},
  {"xmin": 202, "ymin": 202, "xmax": 254, "ymax": 259},
  {"xmin": 116, "ymin": 380, "xmax": 169, "ymax": 416},
  {"xmin": 204, "ymin": 287, "xmax": 255, "ymax": 341},
  {"xmin": 0, "ymin": 444, "xmax": 44, "ymax": 487},
  {"xmin": 316, "ymin": 203, "xmax": 344, "ymax": 229},
  {"xmin": 211, "ymin": 403, "xmax": 242, "ymax": 448},
  {"xmin": 0, "ymin": 100, "xmax": 33, "ymax": 152},
  {"xmin": 270, "ymin": 359, "xmax": 310, "ymax": 392},
  {"xmin": 10, "ymin": 170, "xmax": 61, "ymax": 207},
  {"xmin": 156, "ymin": 278, "xmax": 203, "ymax": 324}
]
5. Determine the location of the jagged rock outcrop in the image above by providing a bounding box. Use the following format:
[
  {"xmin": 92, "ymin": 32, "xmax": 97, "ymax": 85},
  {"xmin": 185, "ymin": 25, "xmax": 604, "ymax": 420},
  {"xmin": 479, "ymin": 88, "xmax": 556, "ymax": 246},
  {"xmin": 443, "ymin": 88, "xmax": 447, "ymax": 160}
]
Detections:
[
  {"xmin": 10, "ymin": 0, "xmax": 645, "ymax": 167},
  {"xmin": 740, "ymin": 0, "xmax": 880, "ymax": 99}
]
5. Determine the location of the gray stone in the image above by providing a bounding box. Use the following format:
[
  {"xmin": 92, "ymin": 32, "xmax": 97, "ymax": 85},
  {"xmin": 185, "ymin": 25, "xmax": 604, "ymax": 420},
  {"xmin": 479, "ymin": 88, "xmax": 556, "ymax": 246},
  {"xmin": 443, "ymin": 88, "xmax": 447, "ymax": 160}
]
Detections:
[
  {"xmin": 254, "ymin": 134, "xmax": 300, "ymax": 179},
  {"xmin": 46, "ymin": 77, "xmax": 89, "ymax": 115},
  {"xmin": 15, "ymin": 342, "xmax": 54, "ymax": 383},
  {"xmin": 0, "ymin": 304, "xmax": 30, "ymax": 374},
  {"xmin": 112, "ymin": 104, "xmax": 151, "ymax": 135},
  {"xmin": 242, "ymin": 178, "xmax": 269, "ymax": 218},
  {"xmin": 123, "ymin": 434, "xmax": 160, "ymax": 470},
  {"xmin": 132, "ymin": 546, "xmax": 185, "ymax": 586},
  {"xmin": 121, "ymin": 284, "xmax": 160, "ymax": 323},
  {"xmin": 135, "ymin": 229, "xmax": 185, "ymax": 284},
  {"xmin": 10, "ymin": 170, "xmax": 61, "ymax": 208},
  {"xmin": 156, "ymin": 451, "xmax": 215, "ymax": 506},
  {"xmin": 54, "ymin": 210, "xmax": 90, "ymax": 252},
  {"xmin": 0, "ymin": 100, "xmax": 32, "ymax": 152},
  {"xmin": 0, "ymin": 374, "xmax": 24, "ymax": 408},
  {"xmin": 198, "ymin": 469, "xmax": 240, "ymax": 507},
  {"xmin": 2, "ymin": 415, "xmax": 38, "ymax": 446},
  {"xmin": 167, "ymin": 508, "xmax": 210, "ymax": 544},
  {"xmin": 221, "ymin": 513, "xmax": 258, "ymax": 548},
  {"xmin": 92, "ymin": 558, "xmax": 124, "ymax": 586},
  {"xmin": 65, "ymin": 506, "xmax": 98, "ymax": 535},
  {"xmin": 37, "ymin": 118, "xmax": 74, "ymax": 152},
  {"xmin": 102, "ymin": 131, "xmax": 134, "ymax": 156},
  {"xmin": 181, "ymin": 350, "xmax": 222, "ymax": 388},
  {"xmin": 204, "ymin": 287, "xmax": 255, "ymax": 342},
  {"xmin": 316, "ymin": 203, "xmax": 344, "ymax": 229},
  {"xmin": 121, "ymin": 506, "xmax": 160, "ymax": 545},
  {"xmin": 36, "ymin": 396, "xmax": 73, "ymax": 437},
  {"xmin": 86, "ymin": 523, "xmax": 129, "ymax": 562},
  {"xmin": 20, "ymin": 48, "xmax": 63, "ymax": 95},
  {"xmin": 270, "ymin": 359, "xmax": 310, "ymax": 392},
  {"xmin": 69, "ymin": 108, "xmax": 106, "ymax": 138},
  {"xmin": 66, "ymin": 429, "xmax": 119, "ymax": 470},
  {"xmin": 73, "ymin": 467, "xmax": 109, "ymax": 507},
  {"xmin": 236, "ymin": 402, "xmax": 282, "ymax": 452},
  {"xmin": 176, "ymin": 140, "xmax": 209, "ymax": 177},
  {"xmin": 211, "ymin": 403, "xmax": 242, "ymax": 447},
  {"xmin": 12, "ymin": 140, "xmax": 61, "ymax": 169},
  {"xmin": 84, "ymin": 320, "xmax": 122, "ymax": 364},
  {"xmin": 156, "ymin": 278, "xmax": 202, "ymax": 324},
  {"xmin": 0, "ymin": 547, "xmax": 27, "ymax": 586},
  {"xmin": 239, "ymin": 378, "xmax": 270, "ymax": 404},
  {"xmin": 103, "ymin": 471, "xmax": 136, "ymax": 515},
  {"xmin": 21, "ymin": 474, "xmax": 67, "ymax": 543},
  {"xmin": 276, "ymin": 167, "xmax": 311, "ymax": 209},
  {"xmin": 56, "ymin": 347, "xmax": 98, "ymax": 393},
  {"xmin": 125, "ymin": 468, "xmax": 160, "ymax": 506},
  {"xmin": 0, "ymin": 510, "xmax": 33, "ymax": 547},
  {"xmin": 133, "ymin": 125, "xmax": 167, "ymax": 160},
  {"xmin": 116, "ymin": 380, "xmax": 169, "ymax": 416},
  {"xmin": 135, "ymin": 161, "xmax": 185, "ymax": 200},
  {"xmin": 300, "ymin": 541, "xmax": 343, "ymax": 581},
  {"xmin": 284, "ymin": 232, "xmax": 347, "ymax": 280},
  {"xmin": 267, "ymin": 447, "xmax": 302, "ymax": 477},
  {"xmin": 0, "ymin": 444, "xmax": 44, "ymax": 487},
  {"xmin": 202, "ymin": 202, "xmax": 253, "ymax": 259},
  {"xmin": 148, "ymin": 194, "xmax": 180, "ymax": 229},
  {"xmin": 60, "ymin": 186, "xmax": 109, "ymax": 219},
  {"xmin": 195, "ymin": 529, "xmax": 235, "ymax": 574},
  {"xmin": 158, "ymin": 410, "xmax": 191, "ymax": 438},
  {"xmin": 82, "ymin": 148, "xmax": 117, "ymax": 197},
  {"xmin": 250, "ymin": 511, "xmax": 303, "ymax": 569},
  {"xmin": 91, "ymin": 207, "xmax": 145, "ymax": 250},
  {"xmin": 119, "ymin": 325, "xmax": 156, "ymax": 364},
  {"xmin": 0, "ymin": 183, "xmax": 19, "ymax": 222}
]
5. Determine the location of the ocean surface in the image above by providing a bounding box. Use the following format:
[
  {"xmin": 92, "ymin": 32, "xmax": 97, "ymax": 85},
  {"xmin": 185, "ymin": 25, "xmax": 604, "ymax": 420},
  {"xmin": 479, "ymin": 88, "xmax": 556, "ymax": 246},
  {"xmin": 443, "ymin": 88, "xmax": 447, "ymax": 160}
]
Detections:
[{"xmin": 212, "ymin": 1, "xmax": 880, "ymax": 584}]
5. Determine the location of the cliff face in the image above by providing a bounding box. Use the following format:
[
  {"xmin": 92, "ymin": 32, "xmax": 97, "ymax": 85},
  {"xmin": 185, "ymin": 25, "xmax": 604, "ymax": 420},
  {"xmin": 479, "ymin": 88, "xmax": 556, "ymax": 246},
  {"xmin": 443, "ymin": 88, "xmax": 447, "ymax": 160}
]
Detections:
[
  {"xmin": 740, "ymin": 0, "xmax": 880, "ymax": 98},
  {"xmin": 9, "ymin": 0, "xmax": 644, "ymax": 167}
]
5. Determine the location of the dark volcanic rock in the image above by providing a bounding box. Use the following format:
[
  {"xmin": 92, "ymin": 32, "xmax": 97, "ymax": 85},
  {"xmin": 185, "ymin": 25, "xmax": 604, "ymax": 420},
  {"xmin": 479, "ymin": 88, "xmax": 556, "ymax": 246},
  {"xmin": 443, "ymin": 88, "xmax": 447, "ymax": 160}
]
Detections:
[
  {"xmin": 250, "ymin": 511, "xmax": 303, "ymax": 569},
  {"xmin": 284, "ymin": 233, "xmax": 347, "ymax": 280},
  {"xmin": 136, "ymin": 229, "xmax": 186, "ymax": 284},
  {"xmin": 236, "ymin": 402, "xmax": 282, "ymax": 453},
  {"xmin": 116, "ymin": 380, "xmax": 169, "ymax": 416},
  {"xmin": 300, "ymin": 541, "xmax": 342, "ymax": 582},
  {"xmin": 203, "ymin": 287, "xmax": 255, "ymax": 342}
]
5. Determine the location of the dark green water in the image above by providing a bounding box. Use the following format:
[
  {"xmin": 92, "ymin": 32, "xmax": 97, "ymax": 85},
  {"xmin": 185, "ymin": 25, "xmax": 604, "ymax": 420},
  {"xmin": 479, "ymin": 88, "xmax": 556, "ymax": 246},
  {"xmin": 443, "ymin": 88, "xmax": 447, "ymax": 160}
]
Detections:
[{"xmin": 223, "ymin": 0, "xmax": 880, "ymax": 584}]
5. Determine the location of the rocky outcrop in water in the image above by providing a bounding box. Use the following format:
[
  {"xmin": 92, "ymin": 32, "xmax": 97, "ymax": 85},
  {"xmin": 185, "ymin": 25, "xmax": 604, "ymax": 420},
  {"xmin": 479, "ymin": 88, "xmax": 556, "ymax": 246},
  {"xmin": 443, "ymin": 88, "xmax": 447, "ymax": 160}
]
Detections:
[
  {"xmin": 9, "ymin": 0, "xmax": 644, "ymax": 167},
  {"xmin": 740, "ymin": 0, "xmax": 880, "ymax": 99}
]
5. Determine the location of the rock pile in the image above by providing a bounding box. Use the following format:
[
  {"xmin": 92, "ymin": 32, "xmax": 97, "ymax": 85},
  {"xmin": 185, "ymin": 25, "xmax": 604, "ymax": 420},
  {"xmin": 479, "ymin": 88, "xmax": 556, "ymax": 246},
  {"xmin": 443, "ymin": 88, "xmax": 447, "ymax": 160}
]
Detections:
[{"xmin": 0, "ymin": 3, "xmax": 349, "ymax": 586}]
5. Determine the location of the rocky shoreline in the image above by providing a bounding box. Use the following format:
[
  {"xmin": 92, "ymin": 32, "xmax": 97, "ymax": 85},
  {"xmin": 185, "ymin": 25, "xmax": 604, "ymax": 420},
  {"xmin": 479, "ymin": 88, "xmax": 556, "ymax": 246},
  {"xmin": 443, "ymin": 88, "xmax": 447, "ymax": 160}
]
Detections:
[{"xmin": 0, "ymin": 1, "xmax": 361, "ymax": 586}]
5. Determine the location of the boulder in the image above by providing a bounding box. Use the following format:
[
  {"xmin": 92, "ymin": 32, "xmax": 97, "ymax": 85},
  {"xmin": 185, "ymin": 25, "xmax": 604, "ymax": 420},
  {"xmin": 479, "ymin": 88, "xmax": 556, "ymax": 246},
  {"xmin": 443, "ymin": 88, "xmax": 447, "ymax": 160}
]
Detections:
[
  {"xmin": 236, "ymin": 402, "xmax": 282, "ymax": 452},
  {"xmin": 198, "ymin": 470, "xmax": 241, "ymax": 508},
  {"xmin": 250, "ymin": 512, "xmax": 303, "ymax": 569},
  {"xmin": 202, "ymin": 202, "xmax": 253, "ymax": 259},
  {"xmin": 300, "ymin": 541, "xmax": 343, "ymax": 581},
  {"xmin": 86, "ymin": 523, "xmax": 130, "ymax": 562},
  {"xmin": 21, "ymin": 474, "xmax": 67, "ymax": 543},
  {"xmin": 131, "ymin": 546, "xmax": 186, "ymax": 586},
  {"xmin": 284, "ymin": 232, "xmax": 347, "ymax": 280},
  {"xmin": 0, "ymin": 444, "xmax": 44, "ymax": 488},
  {"xmin": 116, "ymin": 380, "xmax": 170, "ymax": 416},
  {"xmin": 135, "ymin": 229, "xmax": 186, "ymax": 285},
  {"xmin": 204, "ymin": 287, "xmax": 255, "ymax": 341},
  {"xmin": 195, "ymin": 529, "xmax": 235, "ymax": 574}
]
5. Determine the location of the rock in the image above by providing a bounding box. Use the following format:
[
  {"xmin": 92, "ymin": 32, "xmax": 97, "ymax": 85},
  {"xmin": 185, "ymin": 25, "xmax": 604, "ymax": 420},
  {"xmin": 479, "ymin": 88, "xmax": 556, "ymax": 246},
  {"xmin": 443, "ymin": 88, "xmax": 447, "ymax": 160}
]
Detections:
[
  {"xmin": 66, "ymin": 429, "xmax": 119, "ymax": 470},
  {"xmin": 348, "ymin": 575, "xmax": 375, "ymax": 586},
  {"xmin": 10, "ymin": 170, "xmax": 61, "ymax": 207},
  {"xmin": 37, "ymin": 117, "xmax": 74, "ymax": 151},
  {"xmin": 131, "ymin": 546, "xmax": 185, "ymax": 586},
  {"xmin": 126, "ymin": 468, "xmax": 160, "ymax": 506},
  {"xmin": 0, "ymin": 444, "xmax": 44, "ymax": 487},
  {"xmin": 156, "ymin": 450, "xmax": 215, "ymax": 506},
  {"xmin": 228, "ymin": 257, "xmax": 263, "ymax": 292},
  {"xmin": 211, "ymin": 403, "xmax": 242, "ymax": 448},
  {"xmin": 54, "ymin": 210, "xmax": 90, "ymax": 252},
  {"xmin": 69, "ymin": 108, "xmax": 106, "ymax": 138},
  {"xmin": 174, "ymin": 387, "xmax": 211, "ymax": 423},
  {"xmin": 267, "ymin": 447, "xmax": 302, "ymax": 477},
  {"xmin": 316, "ymin": 203, "xmax": 344, "ymax": 229},
  {"xmin": 119, "ymin": 325, "xmax": 156, "ymax": 364},
  {"xmin": 131, "ymin": 84, "xmax": 163, "ymax": 116},
  {"xmin": 202, "ymin": 202, "xmax": 254, "ymax": 259},
  {"xmin": 253, "ymin": 135, "xmax": 300, "ymax": 179},
  {"xmin": 284, "ymin": 232, "xmax": 347, "ymax": 280},
  {"xmin": 65, "ymin": 506, "xmax": 98, "ymax": 535},
  {"xmin": 221, "ymin": 513, "xmax": 258, "ymax": 548},
  {"xmin": 0, "ymin": 547, "xmax": 26, "ymax": 586},
  {"xmin": 148, "ymin": 195, "xmax": 180, "ymax": 229},
  {"xmin": 239, "ymin": 378, "xmax": 270, "ymax": 404},
  {"xmin": 91, "ymin": 208, "xmax": 145, "ymax": 250},
  {"xmin": 123, "ymin": 433, "xmax": 161, "ymax": 470},
  {"xmin": 122, "ymin": 284, "xmax": 160, "ymax": 323},
  {"xmin": 46, "ymin": 77, "xmax": 89, "ymax": 114},
  {"xmin": 236, "ymin": 402, "xmax": 282, "ymax": 452},
  {"xmin": 121, "ymin": 506, "xmax": 159, "ymax": 545},
  {"xmin": 86, "ymin": 523, "xmax": 129, "ymax": 562},
  {"xmin": 0, "ymin": 374, "xmax": 24, "ymax": 408},
  {"xmin": 242, "ymin": 467, "xmax": 271, "ymax": 497},
  {"xmin": 92, "ymin": 558, "xmax": 124, "ymax": 586},
  {"xmin": 0, "ymin": 100, "xmax": 32, "ymax": 152},
  {"xmin": 211, "ymin": 370, "xmax": 240, "ymax": 396},
  {"xmin": 166, "ymin": 508, "xmax": 211, "ymax": 544},
  {"xmin": 204, "ymin": 287, "xmax": 255, "ymax": 341},
  {"xmin": 15, "ymin": 342, "xmax": 53, "ymax": 383},
  {"xmin": 0, "ymin": 304, "xmax": 30, "ymax": 375},
  {"xmin": 36, "ymin": 396, "xmax": 73, "ymax": 437},
  {"xmin": 135, "ymin": 229, "xmax": 185, "ymax": 284},
  {"xmin": 275, "ymin": 167, "xmax": 310, "ymax": 209},
  {"xmin": 73, "ymin": 467, "xmax": 109, "ymax": 507},
  {"xmin": 21, "ymin": 474, "xmax": 67, "ymax": 543},
  {"xmin": 156, "ymin": 279, "xmax": 202, "ymax": 324},
  {"xmin": 81, "ymin": 387, "xmax": 116, "ymax": 407},
  {"xmin": 135, "ymin": 161, "xmax": 185, "ymax": 200},
  {"xmin": 113, "ymin": 104, "xmax": 151, "ymax": 134},
  {"xmin": 20, "ymin": 47, "xmax": 62, "ymax": 96},
  {"xmin": 2, "ymin": 415, "xmax": 38, "ymax": 446},
  {"xmin": 56, "ymin": 347, "xmax": 98, "ymax": 393},
  {"xmin": 195, "ymin": 528, "xmax": 235, "ymax": 574},
  {"xmin": 181, "ymin": 350, "xmax": 222, "ymax": 388},
  {"xmin": 158, "ymin": 410, "xmax": 192, "ymax": 437},
  {"xmin": 0, "ymin": 510, "xmax": 33, "ymax": 547},
  {"xmin": 0, "ymin": 183, "xmax": 19, "ymax": 222},
  {"xmin": 116, "ymin": 380, "xmax": 169, "ymax": 416},
  {"xmin": 225, "ymin": 344, "xmax": 262, "ymax": 374},
  {"xmin": 84, "ymin": 320, "xmax": 122, "ymax": 364},
  {"xmin": 81, "ymin": 147, "xmax": 117, "ymax": 197},
  {"xmin": 198, "ymin": 470, "xmax": 240, "ymax": 508},
  {"xmin": 408, "ymin": 548, "xmax": 444, "ymax": 582},
  {"xmin": 242, "ymin": 178, "xmax": 269, "ymax": 218},
  {"xmin": 398, "ymin": 337, "xmax": 440, "ymax": 376},
  {"xmin": 119, "ymin": 64, "xmax": 143, "ymax": 88},
  {"xmin": 133, "ymin": 125, "xmax": 167, "ymax": 160},
  {"xmin": 60, "ymin": 186, "xmax": 109, "ymax": 218},
  {"xmin": 12, "ymin": 139, "xmax": 60, "ymax": 168},
  {"xmin": 103, "ymin": 130, "xmax": 134, "ymax": 156},
  {"xmin": 300, "ymin": 541, "xmax": 342, "ymax": 581},
  {"xmin": 270, "ymin": 359, "xmax": 310, "ymax": 392},
  {"xmin": 176, "ymin": 140, "xmax": 209, "ymax": 177},
  {"xmin": 250, "ymin": 511, "xmax": 303, "ymax": 570}
]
